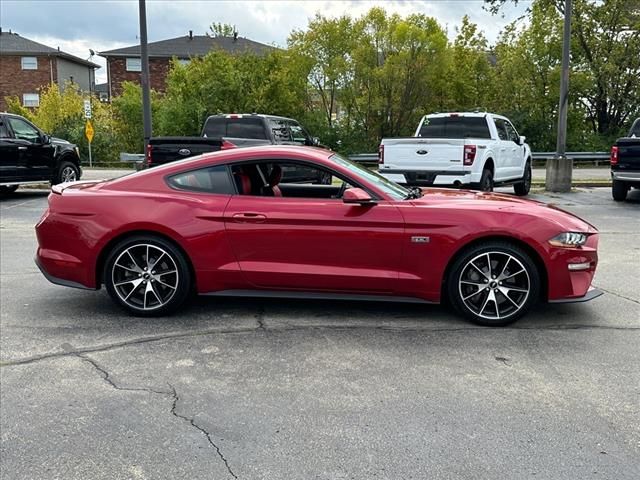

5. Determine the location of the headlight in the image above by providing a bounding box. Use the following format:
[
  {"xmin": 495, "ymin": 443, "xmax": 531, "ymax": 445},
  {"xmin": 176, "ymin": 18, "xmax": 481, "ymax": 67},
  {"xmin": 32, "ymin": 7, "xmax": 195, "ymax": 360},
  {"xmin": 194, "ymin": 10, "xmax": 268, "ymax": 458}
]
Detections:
[{"xmin": 548, "ymin": 232, "xmax": 588, "ymax": 247}]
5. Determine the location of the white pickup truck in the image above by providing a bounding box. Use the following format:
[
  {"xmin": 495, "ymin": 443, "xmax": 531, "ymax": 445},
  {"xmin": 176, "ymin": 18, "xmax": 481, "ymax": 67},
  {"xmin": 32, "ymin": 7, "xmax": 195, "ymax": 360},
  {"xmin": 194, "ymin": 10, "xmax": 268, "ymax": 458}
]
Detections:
[{"xmin": 378, "ymin": 112, "xmax": 532, "ymax": 195}]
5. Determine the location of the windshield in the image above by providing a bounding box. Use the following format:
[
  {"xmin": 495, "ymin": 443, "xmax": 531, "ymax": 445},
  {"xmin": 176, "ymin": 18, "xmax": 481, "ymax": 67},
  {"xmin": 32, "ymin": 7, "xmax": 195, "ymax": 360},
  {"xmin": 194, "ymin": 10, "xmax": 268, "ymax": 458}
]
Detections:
[{"xmin": 330, "ymin": 153, "xmax": 410, "ymax": 200}]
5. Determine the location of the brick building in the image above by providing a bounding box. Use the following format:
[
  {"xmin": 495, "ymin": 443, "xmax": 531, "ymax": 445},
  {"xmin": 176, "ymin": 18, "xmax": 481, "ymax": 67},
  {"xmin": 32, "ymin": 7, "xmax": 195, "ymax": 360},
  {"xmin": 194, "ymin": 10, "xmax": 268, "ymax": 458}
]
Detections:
[
  {"xmin": 0, "ymin": 30, "xmax": 99, "ymax": 111},
  {"xmin": 99, "ymin": 31, "xmax": 275, "ymax": 100}
]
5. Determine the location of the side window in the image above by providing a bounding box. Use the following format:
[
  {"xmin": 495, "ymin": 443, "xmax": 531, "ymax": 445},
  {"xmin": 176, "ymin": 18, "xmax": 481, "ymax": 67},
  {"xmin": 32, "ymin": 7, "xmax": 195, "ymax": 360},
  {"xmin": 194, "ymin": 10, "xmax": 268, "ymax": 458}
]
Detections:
[
  {"xmin": 202, "ymin": 118, "xmax": 226, "ymax": 138},
  {"xmin": 287, "ymin": 121, "xmax": 310, "ymax": 145},
  {"xmin": 268, "ymin": 119, "xmax": 293, "ymax": 143},
  {"xmin": 167, "ymin": 165, "xmax": 234, "ymax": 194},
  {"xmin": 231, "ymin": 161, "xmax": 353, "ymax": 199},
  {"xmin": 7, "ymin": 117, "xmax": 40, "ymax": 143},
  {"xmin": 504, "ymin": 121, "xmax": 520, "ymax": 143},
  {"xmin": 493, "ymin": 118, "xmax": 509, "ymax": 141},
  {"xmin": 0, "ymin": 119, "xmax": 10, "ymax": 138}
]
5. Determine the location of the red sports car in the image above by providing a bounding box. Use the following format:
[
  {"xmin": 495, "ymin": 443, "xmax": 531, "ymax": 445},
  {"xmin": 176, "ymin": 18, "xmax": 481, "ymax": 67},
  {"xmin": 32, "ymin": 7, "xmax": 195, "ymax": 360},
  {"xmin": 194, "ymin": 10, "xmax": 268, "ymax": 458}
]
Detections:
[{"xmin": 35, "ymin": 146, "xmax": 601, "ymax": 326}]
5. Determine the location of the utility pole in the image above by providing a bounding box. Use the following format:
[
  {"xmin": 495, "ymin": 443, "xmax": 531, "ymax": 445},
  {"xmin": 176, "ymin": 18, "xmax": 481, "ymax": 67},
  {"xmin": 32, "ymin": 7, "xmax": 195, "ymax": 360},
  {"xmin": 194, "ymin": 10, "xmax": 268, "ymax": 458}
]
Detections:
[
  {"xmin": 546, "ymin": 0, "xmax": 572, "ymax": 192},
  {"xmin": 139, "ymin": 0, "xmax": 152, "ymax": 150}
]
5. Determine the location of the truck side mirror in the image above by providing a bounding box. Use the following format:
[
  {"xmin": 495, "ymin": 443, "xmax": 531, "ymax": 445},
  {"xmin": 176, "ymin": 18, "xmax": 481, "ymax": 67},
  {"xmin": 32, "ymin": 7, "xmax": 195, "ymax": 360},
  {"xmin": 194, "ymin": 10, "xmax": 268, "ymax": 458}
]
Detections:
[
  {"xmin": 519, "ymin": 135, "xmax": 526, "ymax": 145},
  {"xmin": 40, "ymin": 134, "xmax": 51, "ymax": 144}
]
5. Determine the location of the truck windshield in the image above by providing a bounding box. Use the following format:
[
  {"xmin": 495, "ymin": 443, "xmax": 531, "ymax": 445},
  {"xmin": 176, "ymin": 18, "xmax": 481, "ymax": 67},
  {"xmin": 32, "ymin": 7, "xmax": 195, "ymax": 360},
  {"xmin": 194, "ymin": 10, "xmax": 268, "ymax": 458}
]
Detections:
[
  {"xmin": 330, "ymin": 153, "xmax": 410, "ymax": 201},
  {"xmin": 418, "ymin": 116, "xmax": 491, "ymax": 139}
]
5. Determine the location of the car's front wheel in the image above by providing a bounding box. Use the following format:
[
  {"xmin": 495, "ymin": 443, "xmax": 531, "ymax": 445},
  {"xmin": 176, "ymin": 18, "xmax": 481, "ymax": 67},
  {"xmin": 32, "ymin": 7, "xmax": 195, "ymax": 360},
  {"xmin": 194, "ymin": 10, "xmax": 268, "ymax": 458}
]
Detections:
[
  {"xmin": 54, "ymin": 161, "xmax": 79, "ymax": 185},
  {"xmin": 447, "ymin": 242, "xmax": 540, "ymax": 326},
  {"xmin": 104, "ymin": 235, "xmax": 192, "ymax": 316},
  {"xmin": 513, "ymin": 161, "xmax": 531, "ymax": 196}
]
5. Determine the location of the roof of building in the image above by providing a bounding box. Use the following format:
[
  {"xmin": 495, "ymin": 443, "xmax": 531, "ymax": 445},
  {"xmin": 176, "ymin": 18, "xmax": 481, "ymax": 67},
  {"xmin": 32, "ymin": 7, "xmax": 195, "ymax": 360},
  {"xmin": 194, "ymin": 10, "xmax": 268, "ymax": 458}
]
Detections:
[
  {"xmin": 99, "ymin": 33, "xmax": 276, "ymax": 58},
  {"xmin": 0, "ymin": 31, "xmax": 100, "ymax": 68}
]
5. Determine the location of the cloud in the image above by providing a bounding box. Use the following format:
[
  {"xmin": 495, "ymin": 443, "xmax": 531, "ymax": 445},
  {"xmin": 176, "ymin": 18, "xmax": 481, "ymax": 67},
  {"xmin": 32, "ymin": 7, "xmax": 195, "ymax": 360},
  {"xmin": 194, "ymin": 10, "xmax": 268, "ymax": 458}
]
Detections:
[{"xmin": 1, "ymin": 0, "xmax": 530, "ymax": 84}]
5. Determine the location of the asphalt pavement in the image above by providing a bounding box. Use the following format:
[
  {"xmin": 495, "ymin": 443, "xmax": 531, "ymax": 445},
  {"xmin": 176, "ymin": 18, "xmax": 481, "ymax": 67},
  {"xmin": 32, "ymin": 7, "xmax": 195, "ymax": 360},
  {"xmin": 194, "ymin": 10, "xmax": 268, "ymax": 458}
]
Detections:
[{"xmin": 0, "ymin": 186, "xmax": 638, "ymax": 479}]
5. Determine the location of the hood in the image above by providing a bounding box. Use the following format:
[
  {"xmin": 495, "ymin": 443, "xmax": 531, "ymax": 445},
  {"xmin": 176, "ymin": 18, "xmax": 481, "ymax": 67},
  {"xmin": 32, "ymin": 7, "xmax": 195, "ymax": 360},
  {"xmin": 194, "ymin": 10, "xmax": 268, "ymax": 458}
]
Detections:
[
  {"xmin": 410, "ymin": 188, "xmax": 596, "ymax": 233},
  {"xmin": 51, "ymin": 137, "xmax": 73, "ymax": 146}
]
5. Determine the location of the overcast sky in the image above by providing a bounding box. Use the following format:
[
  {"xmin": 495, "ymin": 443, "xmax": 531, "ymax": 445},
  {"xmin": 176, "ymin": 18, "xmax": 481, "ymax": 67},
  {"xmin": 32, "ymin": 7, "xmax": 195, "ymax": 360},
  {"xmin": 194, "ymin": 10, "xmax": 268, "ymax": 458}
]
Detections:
[{"xmin": 1, "ymin": 0, "xmax": 529, "ymax": 83}]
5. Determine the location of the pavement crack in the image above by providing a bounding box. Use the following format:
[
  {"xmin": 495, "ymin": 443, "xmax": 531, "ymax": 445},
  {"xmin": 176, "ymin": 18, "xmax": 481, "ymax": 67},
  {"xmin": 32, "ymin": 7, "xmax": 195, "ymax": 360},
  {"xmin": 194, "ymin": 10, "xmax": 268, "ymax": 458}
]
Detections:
[
  {"xmin": 77, "ymin": 354, "xmax": 237, "ymax": 478},
  {"xmin": 169, "ymin": 385, "xmax": 238, "ymax": 479},
  {"xmin": 593, "ymin": 285, "xmax": 640, "ymax": 305},
  {"xmin": 255, "ymin": 306, "xmax": 267, "ymax": 331},
  {"xmin": 2, "ymin": 323, "xmax": 639, "ymax": 368}
]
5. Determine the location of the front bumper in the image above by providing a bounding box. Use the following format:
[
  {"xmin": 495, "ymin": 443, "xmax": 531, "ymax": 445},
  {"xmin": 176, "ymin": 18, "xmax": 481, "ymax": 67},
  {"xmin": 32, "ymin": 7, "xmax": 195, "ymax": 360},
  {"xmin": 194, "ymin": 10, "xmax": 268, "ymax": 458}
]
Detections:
[{"xmin": 548, "ymin": 287, "xmax": 603, "ymax": 304}]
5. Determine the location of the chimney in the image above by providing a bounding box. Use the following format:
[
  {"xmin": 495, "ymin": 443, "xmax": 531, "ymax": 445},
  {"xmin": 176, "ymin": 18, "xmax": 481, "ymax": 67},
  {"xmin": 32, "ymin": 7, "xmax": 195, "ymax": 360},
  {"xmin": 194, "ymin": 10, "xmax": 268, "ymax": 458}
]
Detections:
[{"xmin": 189, "ymin": 30, "xmax": 193, "ymax": 40}]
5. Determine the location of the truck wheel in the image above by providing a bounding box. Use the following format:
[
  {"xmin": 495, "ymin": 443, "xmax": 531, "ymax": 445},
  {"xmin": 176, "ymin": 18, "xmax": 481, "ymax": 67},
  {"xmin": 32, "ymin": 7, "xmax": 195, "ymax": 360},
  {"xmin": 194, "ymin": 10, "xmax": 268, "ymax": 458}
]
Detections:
[
  {"xmin": 53, "ymin": 161, "xmax": 79, "ymax": 185},
  {"xmin": 0, "ymin": 185, "xmax": 19, "ymax": 194},
  {"xmin": 513, "ymin": 162, "xmax": 531, "ymax": 196},
  {"xmin": 479, "ymin": 168, "xmax": 494, "ymax": 192},
  {"xmin": 612, "ymin": 180, "xmax": 628, "ymax": 201}
]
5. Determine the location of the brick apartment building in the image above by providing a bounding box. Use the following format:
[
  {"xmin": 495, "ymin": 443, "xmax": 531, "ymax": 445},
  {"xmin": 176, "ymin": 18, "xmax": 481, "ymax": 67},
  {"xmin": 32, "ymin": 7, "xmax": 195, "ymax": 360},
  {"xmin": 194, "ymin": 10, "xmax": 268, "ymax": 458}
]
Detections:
[
  {"xmin": 99, "ymin": 31, "xmax": 275, "ymax": 100},
  {"xmin": 0, "ymin": 30, "xmax": 99, "ymax": 111}
]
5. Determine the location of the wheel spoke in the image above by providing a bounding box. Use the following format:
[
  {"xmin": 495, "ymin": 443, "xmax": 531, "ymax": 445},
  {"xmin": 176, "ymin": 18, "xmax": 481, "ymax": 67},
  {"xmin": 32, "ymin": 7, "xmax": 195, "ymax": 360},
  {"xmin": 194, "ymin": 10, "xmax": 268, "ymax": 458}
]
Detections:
[
  {"xmin": 502, "ymin": 269, "xmax": 525, "ymax": 280},
  {"xmin": 498, "ymin": 289, "xmax": 521, "ymax": 308},
  {"xmin": 498, "ymin": 256, "xmax": 511, "ymax": 279},
  {"xmin": 126, "ymin": 250, "xmax": 143, "ymax": 271},
  {"xmin": 502, "ymin": 286, "xmax": 528, "ymax": 294},
  {"xmin": 157, "ymin": 270, "xmax": 177, "ymax": 276},
  {"xmin": 155, "ymin": 278, "xmax": 176, "ymax": 290},
  {"xmin": 470, "ymin": 262, "xmax": 489, "ymax": 279},
  {"xmin": 485, "ymin": 253, "xmax": 493, "ymax": 278},
  {"xmin": 115, "ymin": 263, "xmax": 139, "ymax": 273},
  {"xmin": 149, "ymin": 252, "xmax": 165, "ymax": 270},
  {"xmin": 115, "ymin": 278, "xmax": 143, "ymax": 288}
]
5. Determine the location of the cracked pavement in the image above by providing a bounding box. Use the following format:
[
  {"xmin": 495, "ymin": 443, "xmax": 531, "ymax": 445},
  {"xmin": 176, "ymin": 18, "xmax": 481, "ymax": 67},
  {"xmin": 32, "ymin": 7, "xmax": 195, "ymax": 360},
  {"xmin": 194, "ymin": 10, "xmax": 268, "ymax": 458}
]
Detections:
[{"xmin": 1, "ymin": 187, "xmax": 639, "ymax": 479}]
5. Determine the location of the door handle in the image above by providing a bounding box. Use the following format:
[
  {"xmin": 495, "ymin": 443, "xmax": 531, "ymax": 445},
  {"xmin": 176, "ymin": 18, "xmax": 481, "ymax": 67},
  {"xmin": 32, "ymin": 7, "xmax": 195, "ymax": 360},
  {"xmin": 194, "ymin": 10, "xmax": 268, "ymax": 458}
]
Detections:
[
  {"xmin": 18, "ymin": 146, "xmax": 27, "ymax": 150},
  {"xmin": 232, "ymin": 212, "xmax": 267, "ymax": 223}
]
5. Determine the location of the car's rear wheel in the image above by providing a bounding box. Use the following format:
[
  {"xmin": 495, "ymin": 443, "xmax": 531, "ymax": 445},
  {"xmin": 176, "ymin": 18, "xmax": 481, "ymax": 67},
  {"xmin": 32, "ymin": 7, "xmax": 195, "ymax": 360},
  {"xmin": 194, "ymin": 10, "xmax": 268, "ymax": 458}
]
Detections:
[
  {"xmin": 479, "ymin": 168, "xmax": 494, "ymax": 192},
  {"xmin": 447, "ymin": 242, "xmax": 540, "ymax": 326},
  {"xmin": 612, "ymin": 179, "xmax": 628, "ymax": 201},
  {"xmin": 513, "ymin": 162, "xmax": 531, "ymax": 196},
  {"xmin": 54, "ymin": 161, "xmax": 79, "ymax": 185},
  {"xmin": 104, "ymin": 235, "xmax": 192, "ymax": 316},
  {"xmin": 0, "ymin": 185, "xmax": 19, "ymax": 194}
]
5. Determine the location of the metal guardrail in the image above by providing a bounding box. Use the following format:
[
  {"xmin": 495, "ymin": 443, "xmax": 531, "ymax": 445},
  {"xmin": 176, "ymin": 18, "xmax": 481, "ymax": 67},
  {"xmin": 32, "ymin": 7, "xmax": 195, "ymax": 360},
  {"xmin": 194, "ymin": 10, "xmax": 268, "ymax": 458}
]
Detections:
[
  {"xmin": 347, "ymin": 152, "xmax": 610, "ymax": 166},
  {"xmin": 120, "ymin": 151, "xmax": 610, "ymax": 166}
]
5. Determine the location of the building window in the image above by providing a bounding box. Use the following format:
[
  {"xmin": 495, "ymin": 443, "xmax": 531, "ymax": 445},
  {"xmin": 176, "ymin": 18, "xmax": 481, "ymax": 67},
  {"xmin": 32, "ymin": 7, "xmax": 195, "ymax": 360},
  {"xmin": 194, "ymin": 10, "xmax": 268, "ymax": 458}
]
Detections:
[
  {"xmin": 21, "ymin": 57, "xmax": 38, "ymax": 70},
  {"xmin": 22, "ymin": 93, "xmax": 40, "ymax": 107},
  {"xmin": 126, "ymin": 57, "xmax": 141, "ymax": 72}
]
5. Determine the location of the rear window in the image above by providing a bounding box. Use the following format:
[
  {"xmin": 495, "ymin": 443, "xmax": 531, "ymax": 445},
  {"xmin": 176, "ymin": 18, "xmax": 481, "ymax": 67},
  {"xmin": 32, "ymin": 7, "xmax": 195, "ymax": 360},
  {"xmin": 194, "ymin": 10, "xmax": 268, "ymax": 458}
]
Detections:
[
  {"xmin": 418, "ymin": 116, "xmax": 491, "ymax": 139},
  {"xmin": 202, "ymin": 117, "xmax": 267, "ymax": 139},
  {"xmin": 630, "ymin": 119, "xmax": 640, "ymax": 137}
]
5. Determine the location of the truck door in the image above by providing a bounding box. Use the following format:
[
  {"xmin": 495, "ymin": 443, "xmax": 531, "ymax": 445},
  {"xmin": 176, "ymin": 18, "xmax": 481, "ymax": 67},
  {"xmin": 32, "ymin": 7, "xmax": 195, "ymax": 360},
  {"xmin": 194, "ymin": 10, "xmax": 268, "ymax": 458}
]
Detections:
[{"xmin": 0, "ymin": 117, "xmax": 21, "ymax": 183}]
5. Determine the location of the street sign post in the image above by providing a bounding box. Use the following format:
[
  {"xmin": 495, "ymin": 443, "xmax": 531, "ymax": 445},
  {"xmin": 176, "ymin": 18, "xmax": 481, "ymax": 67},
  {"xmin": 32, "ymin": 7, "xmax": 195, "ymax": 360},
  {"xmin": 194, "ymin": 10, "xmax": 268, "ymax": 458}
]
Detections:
[
  {"xmin": 83, "ymin": 99, "xmax": 92, "ymax": 119},
  {"xmin": 85, "ymin": 120, "xmax": 94, "ymax": 167}
]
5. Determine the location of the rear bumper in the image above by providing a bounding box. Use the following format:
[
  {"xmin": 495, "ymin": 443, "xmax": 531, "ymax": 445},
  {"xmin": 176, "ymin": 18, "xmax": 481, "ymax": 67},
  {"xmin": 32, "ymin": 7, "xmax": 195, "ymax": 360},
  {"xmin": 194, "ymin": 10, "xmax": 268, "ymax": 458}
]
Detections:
[
  {"xmin": 611, "ymin": 170, "xmax": 640, "ymax": 183},
  {"xmin": 379, "ymin": 169, "xmax": 476, "ymax": 186},
  {"xmin": 35, "ymin": 256, "xmax": 94, "ymax": 290}
]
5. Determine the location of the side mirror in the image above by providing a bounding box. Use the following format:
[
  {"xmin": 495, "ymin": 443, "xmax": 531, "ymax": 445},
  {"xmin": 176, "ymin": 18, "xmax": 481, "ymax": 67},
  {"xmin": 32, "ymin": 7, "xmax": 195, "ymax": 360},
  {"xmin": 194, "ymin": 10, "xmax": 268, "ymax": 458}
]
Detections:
[
  {"xmin": 343, "ymin": 187, "xmax": 376, "ymax": 205},
  {"xmin": 40, "ymin": 134, "xmax": 51, "ymax": 144},
  {"xmin": 311, "ymin": 136, "xmax": 320, "ymax": 146},
  {"xmin": 519, "ymin": 135, "xmax": 526, "ymax": 146}
]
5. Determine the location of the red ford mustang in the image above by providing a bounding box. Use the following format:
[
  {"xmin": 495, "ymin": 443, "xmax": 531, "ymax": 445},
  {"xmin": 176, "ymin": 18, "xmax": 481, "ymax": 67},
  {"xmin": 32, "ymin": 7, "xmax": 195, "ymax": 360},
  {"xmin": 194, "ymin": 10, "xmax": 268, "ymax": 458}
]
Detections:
[{"xmin": 35, "ymin": 146, "xmax": 601, "ymax": 326}]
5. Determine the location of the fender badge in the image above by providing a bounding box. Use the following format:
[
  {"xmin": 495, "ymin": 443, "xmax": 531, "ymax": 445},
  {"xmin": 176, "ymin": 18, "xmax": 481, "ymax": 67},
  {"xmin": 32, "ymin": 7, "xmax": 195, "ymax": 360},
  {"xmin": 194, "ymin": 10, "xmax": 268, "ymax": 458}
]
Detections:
[{"xmin": 411, "ymin": 236, "xmax": 430, "ymax": 243}]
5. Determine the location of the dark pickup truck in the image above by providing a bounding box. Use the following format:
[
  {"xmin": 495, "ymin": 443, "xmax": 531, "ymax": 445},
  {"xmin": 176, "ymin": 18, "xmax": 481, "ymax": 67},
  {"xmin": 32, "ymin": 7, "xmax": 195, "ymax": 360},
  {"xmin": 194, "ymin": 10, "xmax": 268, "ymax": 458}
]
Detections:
[
  {"xmin": 146, "ymin": 114, "xmax": 321, "ymax": 167},
  {"xmin": 611, "ymin": 118, "xmax": 640, "ymax": 201},
  {"xmin": 0, "ymin": 113, "xmax": 82, "ymax": 193}
]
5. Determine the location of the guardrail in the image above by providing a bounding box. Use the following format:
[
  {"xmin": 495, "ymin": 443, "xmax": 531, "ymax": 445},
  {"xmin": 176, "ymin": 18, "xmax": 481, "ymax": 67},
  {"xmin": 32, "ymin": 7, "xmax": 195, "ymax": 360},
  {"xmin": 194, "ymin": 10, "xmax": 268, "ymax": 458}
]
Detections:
[
  {"xmin": 347, "ymin": 152, "xmax": 610, "ymax": 166},
  {"xmin": 120, "ymin": 151, "xmax": 610, "ymax": 167}
]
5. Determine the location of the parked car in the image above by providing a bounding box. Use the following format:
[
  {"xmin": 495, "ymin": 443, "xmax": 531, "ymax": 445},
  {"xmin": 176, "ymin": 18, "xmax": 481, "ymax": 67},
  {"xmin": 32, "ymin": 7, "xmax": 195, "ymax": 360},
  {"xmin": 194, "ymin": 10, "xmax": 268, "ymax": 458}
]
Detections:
[
  {"xmin": 378, "ymin": 112, "xmax": 532, "ymax": 195},
  {"xmin": 147, "ymin": 113, "xmax": 329, "ymax": 184},
  {"xmin": 0, "ymin": 113, "xmax": 82, "ymax": 193},
  {"xmin": 611, "ymin": 117, "xmax": 640, "ymax": 201},
  {"xmin": 35, "ymin": 145, "xmax": 601, "ymax": 327}
]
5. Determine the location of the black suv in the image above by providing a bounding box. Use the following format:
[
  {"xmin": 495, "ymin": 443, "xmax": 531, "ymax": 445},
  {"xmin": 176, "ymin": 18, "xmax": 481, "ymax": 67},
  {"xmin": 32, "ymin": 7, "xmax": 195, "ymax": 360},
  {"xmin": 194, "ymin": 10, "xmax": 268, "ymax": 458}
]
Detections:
[{"xmin": 0, "ymin": 113, "xmax": 82, "ymax": 193}]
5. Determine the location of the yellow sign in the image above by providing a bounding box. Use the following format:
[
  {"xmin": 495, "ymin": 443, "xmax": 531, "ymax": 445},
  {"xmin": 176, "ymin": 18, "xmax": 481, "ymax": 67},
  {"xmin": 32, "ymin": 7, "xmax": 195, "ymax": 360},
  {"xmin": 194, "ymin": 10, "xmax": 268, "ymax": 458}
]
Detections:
[{"xmin": 85, "ymin": 120, "xmax": 94, "ymax": 143}]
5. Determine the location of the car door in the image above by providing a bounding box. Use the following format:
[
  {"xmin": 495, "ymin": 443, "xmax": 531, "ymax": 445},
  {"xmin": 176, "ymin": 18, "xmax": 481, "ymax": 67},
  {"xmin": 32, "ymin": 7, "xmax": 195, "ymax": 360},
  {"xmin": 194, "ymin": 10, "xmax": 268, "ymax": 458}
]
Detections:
[
  {"xmin": 223, "ymin": 160, "xmax": 405, "ymax": 293},
  {"xmin": 0, "ymin": 117, "xmax": 21, "ymax": 183},
  {"xmin": 492, "ymin": 118, "xmax": 512, "ymax": 180},
  {"xmin": 6, "ymin": 116, "xmax": 55, "ymax": 180},
  {"xmin": 503, "ymin": 120, "xmax": 525, "ymax": 178}
]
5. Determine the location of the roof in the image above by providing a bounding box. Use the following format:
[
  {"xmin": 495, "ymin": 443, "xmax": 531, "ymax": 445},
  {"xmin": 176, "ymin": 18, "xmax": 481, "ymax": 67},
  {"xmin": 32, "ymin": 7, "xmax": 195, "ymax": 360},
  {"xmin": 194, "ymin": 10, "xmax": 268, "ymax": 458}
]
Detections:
[
  {"xmin": 0, "ymin": 31, "xmax": 100, "ymax": 68},
  {"xmin": 99, "ymin": 34, "xmax": 276, "ymax": 58}
]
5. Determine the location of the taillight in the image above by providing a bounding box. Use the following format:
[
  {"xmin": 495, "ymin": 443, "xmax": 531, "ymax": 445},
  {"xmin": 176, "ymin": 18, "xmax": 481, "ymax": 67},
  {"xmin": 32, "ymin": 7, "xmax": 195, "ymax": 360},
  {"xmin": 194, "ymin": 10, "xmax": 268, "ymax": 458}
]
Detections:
[
  {"xmin": 463, "ymin": 144, "xmax": 477, "ymax": 165},
  {"xmin": 221, "ymin": 139, "xmax": 237, "ymax": 150},
  {"xmin": 378, "ymin": 144, "xmax": 384, "ymax": 164},
  {"xmin": 610, "ymin": 146, "xmax": 618, "ymax": 166},
  {"xmin": 145, "ymin": 144, "xmax": 153, "ymax": 166}
]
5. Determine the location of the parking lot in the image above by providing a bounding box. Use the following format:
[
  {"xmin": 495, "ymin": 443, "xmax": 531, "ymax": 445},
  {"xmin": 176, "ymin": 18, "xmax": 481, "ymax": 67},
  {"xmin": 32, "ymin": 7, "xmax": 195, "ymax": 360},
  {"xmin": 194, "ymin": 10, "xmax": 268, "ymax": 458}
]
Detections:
[{"xmin": 1, "ymin": 186, "xmax": 639, "ymax": 479}]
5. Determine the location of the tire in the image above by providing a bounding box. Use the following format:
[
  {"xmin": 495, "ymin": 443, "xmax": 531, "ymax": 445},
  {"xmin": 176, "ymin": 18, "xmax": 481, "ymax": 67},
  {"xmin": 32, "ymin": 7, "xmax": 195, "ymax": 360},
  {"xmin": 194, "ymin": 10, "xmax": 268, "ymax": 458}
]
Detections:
[
  {"xmin": 446, "ymin": 241, "xmax": 540, "ymax": 327},
  {"xmin": 104, "ymin": 235, "xmax": 192, "ymax": 316},
  {"xmin": 0, "ymin": 185, "xmax": 19, "ymax": 194},
  {"xmin": 611, "ymin": 180, "xmax": 628, "ymax": 201},
  {"xmin": 479, "ymin": 168, "xmax": 494, "ymax": 192},
  {"xmin": 53, "ymin": 160, "xmax": 79, "ymax": 185},
  {"xmin": 513, "ymin": 162, "xmax": 531, "ymax": 196}
]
